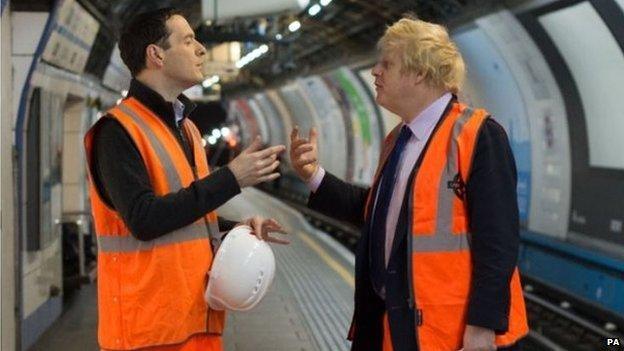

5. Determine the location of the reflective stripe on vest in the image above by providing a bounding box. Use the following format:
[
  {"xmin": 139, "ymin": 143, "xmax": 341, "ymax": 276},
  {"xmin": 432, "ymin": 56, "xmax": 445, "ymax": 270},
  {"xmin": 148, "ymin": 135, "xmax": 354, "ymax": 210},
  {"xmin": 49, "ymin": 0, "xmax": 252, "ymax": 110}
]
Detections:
[
  {"xmin": 97, "ymin": 222, "xmax": 221, "ymax": 253},
  {"xmin": 410, "ymin": 107, "xmax": 473, "ymax": 253},
  {"xmin": 117, "ymin": 103, "xmax": 183, "ymax": 190}
]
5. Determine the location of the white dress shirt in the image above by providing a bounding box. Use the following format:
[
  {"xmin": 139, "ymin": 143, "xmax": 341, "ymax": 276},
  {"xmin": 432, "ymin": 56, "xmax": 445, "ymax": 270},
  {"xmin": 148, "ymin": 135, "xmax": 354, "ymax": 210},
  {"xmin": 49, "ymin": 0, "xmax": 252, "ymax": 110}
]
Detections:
[{"xmin": 308, "ymin": 92, "xmax": 453, "ymax": 265}]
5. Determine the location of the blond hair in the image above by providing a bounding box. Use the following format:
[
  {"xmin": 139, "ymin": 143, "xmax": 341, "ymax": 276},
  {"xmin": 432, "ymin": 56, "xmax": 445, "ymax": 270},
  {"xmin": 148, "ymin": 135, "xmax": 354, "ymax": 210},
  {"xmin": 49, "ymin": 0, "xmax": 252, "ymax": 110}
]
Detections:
[{"xmin": 378, "ymin": 17, "xmax": 465, "ymax": 94}]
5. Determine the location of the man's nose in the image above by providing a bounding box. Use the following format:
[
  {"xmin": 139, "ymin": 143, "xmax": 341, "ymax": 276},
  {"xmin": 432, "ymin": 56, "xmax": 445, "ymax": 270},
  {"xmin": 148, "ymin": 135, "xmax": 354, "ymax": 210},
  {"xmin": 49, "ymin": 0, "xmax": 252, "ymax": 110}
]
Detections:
[
  {"xmin": 372, "ymin": 65, "xmax": 380, "ymax": 77},
  {"xmin": 196, "ymin": 42, "xmax": 207, "ymax": 56}
]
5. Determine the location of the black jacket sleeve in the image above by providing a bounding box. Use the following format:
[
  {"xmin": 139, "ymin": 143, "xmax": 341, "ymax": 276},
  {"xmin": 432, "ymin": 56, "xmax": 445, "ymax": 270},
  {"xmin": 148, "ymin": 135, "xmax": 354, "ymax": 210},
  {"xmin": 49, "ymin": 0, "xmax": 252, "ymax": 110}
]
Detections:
[
  {"xmin": 93, "ymin": 117, "xmax": 241, "ymax": 241},
  {"xmin": 465, "ymin": 118, "xmax": 520, "ymax": 333},
  {"xmin": 307, "ymin": 171, "xmax": 370, "ymax": 228}
]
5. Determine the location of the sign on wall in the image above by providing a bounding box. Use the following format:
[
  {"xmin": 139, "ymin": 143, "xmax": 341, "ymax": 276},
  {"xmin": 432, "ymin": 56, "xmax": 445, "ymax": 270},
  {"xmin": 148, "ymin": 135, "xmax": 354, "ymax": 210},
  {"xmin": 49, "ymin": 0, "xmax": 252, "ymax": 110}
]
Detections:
[{"xmin": 41, "ymin": 0, "xmax": 99, "ymax": 74}]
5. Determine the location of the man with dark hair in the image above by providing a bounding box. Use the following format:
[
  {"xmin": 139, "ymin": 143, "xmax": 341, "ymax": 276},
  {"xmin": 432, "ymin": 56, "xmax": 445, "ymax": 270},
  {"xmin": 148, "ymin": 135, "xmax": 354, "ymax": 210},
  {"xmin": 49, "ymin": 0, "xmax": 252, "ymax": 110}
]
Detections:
[{"xmin": 85, "ymin": 8, "xmax": 287, "ymax": 351}]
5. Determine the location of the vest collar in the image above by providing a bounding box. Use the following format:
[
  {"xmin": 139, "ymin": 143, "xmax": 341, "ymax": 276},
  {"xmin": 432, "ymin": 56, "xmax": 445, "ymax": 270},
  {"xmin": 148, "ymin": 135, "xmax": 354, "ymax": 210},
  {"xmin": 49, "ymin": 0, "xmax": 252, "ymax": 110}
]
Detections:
[{"xmin": 125, "ymin": 79, "xmax": 197, "ymax": 130}]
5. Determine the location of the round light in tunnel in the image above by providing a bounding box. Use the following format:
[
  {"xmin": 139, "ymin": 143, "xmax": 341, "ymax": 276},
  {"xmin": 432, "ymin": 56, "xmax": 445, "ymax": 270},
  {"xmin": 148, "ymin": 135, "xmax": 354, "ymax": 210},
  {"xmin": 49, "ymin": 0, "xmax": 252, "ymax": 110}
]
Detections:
[
  {"xmin": 207, "ymin": 136, "xmax": 217, "ymax": 145},
  {"xmin": 221, "ymin": 127, "xmax": 231, "ymax": 137},
  {"xmin": 212, "ymin": 128, "xmax": 221, "ymax": 138},
  {"xmin": 308, "ymin": 4, "xmax": 321, "ymax": 16},
  {"xmin": 320, "ymin": 0, "xmax": 332, "ymax": 6},
  {"xmin": 275, "ymin": 33, "xmax": 283, "ymax": 40},
  {"xmin": 288, "ymin": 20, "xmax": 301, "ymax": 32}
]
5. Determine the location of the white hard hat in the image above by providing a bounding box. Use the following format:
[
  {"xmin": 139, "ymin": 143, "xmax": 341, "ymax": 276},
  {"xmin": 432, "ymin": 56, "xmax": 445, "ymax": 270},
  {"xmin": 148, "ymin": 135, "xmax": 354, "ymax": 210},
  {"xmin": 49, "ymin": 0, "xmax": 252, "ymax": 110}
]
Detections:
[{"xmin": 205, "ymin": 225, "xmax": 276, "ymax": 311}]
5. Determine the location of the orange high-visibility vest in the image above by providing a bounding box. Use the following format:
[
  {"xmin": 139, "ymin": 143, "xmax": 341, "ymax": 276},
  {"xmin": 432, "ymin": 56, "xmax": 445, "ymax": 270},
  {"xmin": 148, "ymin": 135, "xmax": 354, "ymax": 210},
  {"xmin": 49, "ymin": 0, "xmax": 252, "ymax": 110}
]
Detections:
[
  {"xmin": 84, "ymin": 97, "xmax": 225, "ymax": 350},
  {"xmin": 367, "ymin": 102, "xmax": 529, "ymax": 350}
]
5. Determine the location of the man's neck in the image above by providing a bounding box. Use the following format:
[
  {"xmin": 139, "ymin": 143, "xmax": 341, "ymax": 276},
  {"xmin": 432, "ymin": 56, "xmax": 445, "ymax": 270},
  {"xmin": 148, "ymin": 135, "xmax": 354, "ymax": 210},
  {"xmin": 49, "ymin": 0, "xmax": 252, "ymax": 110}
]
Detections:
[
  {"xmin": 135, "ymin": 73, "xmax": 182, "ymax": 102},
  {"xmin": 400, "ymin": 88, "xmax": 447, "ymax": 124}
]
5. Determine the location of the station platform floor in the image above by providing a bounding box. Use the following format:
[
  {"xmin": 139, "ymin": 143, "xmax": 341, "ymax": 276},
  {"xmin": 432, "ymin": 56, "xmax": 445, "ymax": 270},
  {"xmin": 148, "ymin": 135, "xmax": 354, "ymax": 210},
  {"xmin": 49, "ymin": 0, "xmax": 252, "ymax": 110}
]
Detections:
[{"xmin": 30, "ymin": 188, "xmax": 356, "ymax": 351}]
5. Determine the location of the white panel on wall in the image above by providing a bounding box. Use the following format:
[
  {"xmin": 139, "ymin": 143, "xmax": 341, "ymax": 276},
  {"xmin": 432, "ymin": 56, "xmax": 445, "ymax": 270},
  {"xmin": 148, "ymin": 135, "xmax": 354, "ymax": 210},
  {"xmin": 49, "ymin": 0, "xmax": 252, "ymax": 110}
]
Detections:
[
  {"xmin": 22, "ymin": 237, "xmax": 62, "ymax": 317},
  {"xmin": 11, "ymin": 56, "xmax": 32, "ymax": 128},
  {"xmin": 298, "ymin": 76, "xmax": 349, "ymax": 180},
  {"xmin": 475, "ymin": 10, "xmax": 571, "ymax": 238},
  {"xmin": 266, "ymin": 90, "xmax": 295, "ymax": 167},
  {"xmin": 453, "ymin": 26, "xmax": 532, "ymax": 225},
  {"xmin": 103, "ymin": 46, "xmax": 131, "ymax": 92},
  {"xmin": 254, "ymin": 93, "xmax": 286, "ymax": 148},
  {"xmin": 11, "ymin": 12, "xmax": 49, "ymax": 55},
  {"xmin": 540, "ymin": 2, "xmax": 624, "ymax": 170},
  {"xmin": 41, "ymin": 0, "xmax": 100, "ymax": 74},
  {"xmin": 247, "ymin": 98, "xmax": 270, "ymax": 144}
]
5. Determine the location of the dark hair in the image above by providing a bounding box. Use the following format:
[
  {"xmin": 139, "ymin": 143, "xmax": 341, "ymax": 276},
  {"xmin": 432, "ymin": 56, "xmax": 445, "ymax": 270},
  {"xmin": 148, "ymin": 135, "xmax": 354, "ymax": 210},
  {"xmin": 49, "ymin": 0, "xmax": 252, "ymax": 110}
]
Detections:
[{"xmin": 118, "ymin": 7, "xmax": 184, "ymax": 76}]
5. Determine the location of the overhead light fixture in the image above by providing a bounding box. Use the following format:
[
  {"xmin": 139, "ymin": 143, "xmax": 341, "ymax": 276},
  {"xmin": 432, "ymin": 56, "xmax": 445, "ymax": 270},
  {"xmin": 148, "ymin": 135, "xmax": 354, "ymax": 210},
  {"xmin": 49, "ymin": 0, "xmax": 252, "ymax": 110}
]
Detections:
[
  {"xmin": 320, "ymin": 0, "xmax": 332, "ymax": 6},
  {"xmin": 207, "ymin": 136, "xmax": 217, "ymax": 145},
  {"xmin": 202, "ymin": 75, "xmax": 220, "ymax": 88},
  {"xmin": 275, "ymin": 33, "xmax": 283, "ymax": 40},
  {"xmin": 212, "ymin": 128, "xmax": 221, "ymax": 138},
  {"xmin": 235, "ymin": 44, "xmax": 270, "ymax": 68},
  {"xmin": 308, "ymin": 4, "xmax": 321, "ymax": 16},
  {"xmin": 221, "ymin": 127, "xmax": 231, "ymax": 137},
  {"xmin": 288, "ymin": 20, "xmax": 301, "ymax": 32}
]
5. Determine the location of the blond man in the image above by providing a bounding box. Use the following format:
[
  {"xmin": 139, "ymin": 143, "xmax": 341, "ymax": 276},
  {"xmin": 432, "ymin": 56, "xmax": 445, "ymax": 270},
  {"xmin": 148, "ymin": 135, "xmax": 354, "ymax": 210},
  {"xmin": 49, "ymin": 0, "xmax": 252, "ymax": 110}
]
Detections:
[{"xmin": 290, "ymin": 18, "xmax": 529, "ymax": 351}]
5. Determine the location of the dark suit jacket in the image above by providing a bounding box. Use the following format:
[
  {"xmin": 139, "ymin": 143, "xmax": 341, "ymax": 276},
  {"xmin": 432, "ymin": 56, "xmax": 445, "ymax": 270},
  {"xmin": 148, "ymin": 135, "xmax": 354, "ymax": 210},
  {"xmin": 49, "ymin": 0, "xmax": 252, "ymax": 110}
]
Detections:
[{"xmin": 308, "ymin": 100, "xmax": 520, "ymax": 351}]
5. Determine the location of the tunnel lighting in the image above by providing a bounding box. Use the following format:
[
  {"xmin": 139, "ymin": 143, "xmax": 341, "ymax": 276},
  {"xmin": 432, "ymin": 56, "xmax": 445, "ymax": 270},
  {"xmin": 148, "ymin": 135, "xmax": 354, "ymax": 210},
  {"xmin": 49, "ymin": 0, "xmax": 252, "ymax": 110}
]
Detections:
[
  {"xmin": 121, "ymin": 90, "xmax": 128, "ymax": 97},
  {"xmin": 202, "ymin": 75, "xmax": 220, "ymax": 88},
  {"xmin": 320, "ymin": 0, "xmax": 332, "ymax": 6},
  {"xmin": 212, "ymin": 128, "xmax": 221, "ymax": 138},
  {"xmin": 236, "ymin": 45, "xmax": 270, "ymax": 68},
  {"xmin": 308, "ymin": 4, "xmax": 321, "ymax": 16},
  {"xmin": 275, "ymin": 33, "xmax": 283, "ymax": 40},
  {"xmin": 207, "ymin": 136, "xmax": 217, "ymax": 145},
  {"xmin": 288, "ymin": 20, "xmax": 301, "ymax": 32},
  {"xmin": 116, "ymin": 98, "xmax": 123, "ymax": 105},
  {"xmin": 221, "ymin": 127, "xmax": 231, "ymax": 137}
]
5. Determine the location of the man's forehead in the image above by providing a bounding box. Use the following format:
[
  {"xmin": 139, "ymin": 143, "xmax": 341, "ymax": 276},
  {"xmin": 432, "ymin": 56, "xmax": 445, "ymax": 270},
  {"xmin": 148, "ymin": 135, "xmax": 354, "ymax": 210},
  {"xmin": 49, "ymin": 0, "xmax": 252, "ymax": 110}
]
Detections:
[
  {"xmin": 379, "ymin": 49, "xmax": 399, "ymax": 62},
  {"xmin": 166, "ymin": 15, "xmax": 194, "ymax": 37}
]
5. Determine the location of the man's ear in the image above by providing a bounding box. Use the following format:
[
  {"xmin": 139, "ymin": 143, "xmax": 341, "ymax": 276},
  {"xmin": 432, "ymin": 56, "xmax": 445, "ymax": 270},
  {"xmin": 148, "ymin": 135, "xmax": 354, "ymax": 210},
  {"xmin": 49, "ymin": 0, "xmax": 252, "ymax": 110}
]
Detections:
[
  {"xmin": 145, "ymin": 44, "xmax": 164, "ymax": 68},
  {"xmin": 413, "ymin": 71, "xmax": 426, "ymax": 86}
]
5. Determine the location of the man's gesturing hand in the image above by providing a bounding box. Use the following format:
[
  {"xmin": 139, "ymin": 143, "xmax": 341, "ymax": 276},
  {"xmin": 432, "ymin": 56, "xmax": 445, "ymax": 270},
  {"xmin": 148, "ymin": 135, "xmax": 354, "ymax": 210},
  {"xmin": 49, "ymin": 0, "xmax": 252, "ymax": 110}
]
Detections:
[
  {"xmin": 228, "ymin": 136, "xmax": 285, "ymax": 188},
  {"xmin": 289, "ymin": 126, "xmax": 319, "ymax": 181},
  {"xmin": 242, "ymin": 216, "xmax": 290, "ymax": 245}
]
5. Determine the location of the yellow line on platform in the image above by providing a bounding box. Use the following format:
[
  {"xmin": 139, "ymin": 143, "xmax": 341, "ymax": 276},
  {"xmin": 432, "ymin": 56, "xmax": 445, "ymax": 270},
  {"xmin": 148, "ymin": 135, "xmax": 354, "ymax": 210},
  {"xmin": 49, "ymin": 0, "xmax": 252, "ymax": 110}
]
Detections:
[{"xmin": 298, "ymin": 231, "xmax": 355, "ymax": 288}]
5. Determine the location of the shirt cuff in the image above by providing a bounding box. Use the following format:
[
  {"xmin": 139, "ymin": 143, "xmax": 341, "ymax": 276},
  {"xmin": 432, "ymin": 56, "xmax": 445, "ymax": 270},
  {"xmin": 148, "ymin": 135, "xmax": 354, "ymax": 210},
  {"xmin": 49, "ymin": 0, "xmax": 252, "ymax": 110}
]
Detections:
[{"xmin": 306, "ymin": 167, "xmax": 325, "ymax": 193}]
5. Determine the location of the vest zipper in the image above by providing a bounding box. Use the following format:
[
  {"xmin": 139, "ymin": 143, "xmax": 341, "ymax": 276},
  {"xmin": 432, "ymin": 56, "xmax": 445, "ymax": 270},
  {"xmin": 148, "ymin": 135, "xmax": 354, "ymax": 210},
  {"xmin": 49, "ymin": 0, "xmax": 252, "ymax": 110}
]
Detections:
[
  {"xmin": 403, "ymin": 101, "xmax": 454, "ymax": 346},
  {"xmin": 181, "ymin": 128, "xmax": 218, "ymax": 333}
]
